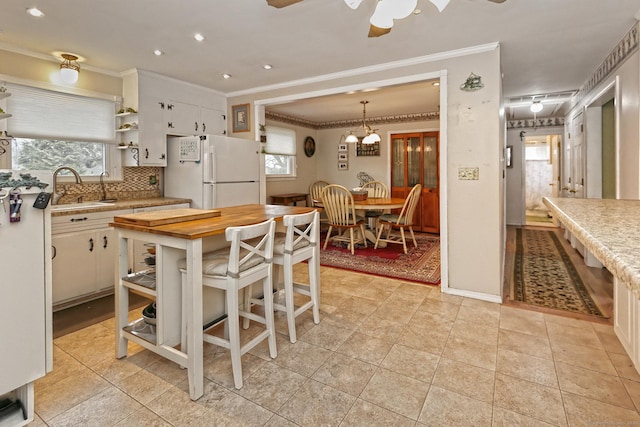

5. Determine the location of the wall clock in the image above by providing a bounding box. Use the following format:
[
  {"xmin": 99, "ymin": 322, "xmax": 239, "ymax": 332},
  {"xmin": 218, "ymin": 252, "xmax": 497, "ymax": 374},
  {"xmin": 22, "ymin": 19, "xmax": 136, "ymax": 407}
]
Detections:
[{"xmin": 304, "ymin": 136, "xmax": 316, "ymax": 157}]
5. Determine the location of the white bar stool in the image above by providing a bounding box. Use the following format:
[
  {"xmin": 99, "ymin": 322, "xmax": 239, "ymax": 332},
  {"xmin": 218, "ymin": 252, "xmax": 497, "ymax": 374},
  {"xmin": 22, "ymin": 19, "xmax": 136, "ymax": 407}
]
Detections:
[
  {"xmin": 180, "ymin": 218, "xmax": 277, "ymax": 389},
  {"xmin": 244, "ymin": 210, "xmax": 321, "ymax": 343}
]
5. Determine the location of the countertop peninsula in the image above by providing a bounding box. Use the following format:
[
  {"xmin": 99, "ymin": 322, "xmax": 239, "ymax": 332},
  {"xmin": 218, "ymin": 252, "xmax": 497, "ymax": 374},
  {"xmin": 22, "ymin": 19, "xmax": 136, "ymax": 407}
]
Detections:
[{"xmin": 543, "ymin": 197, "xmax": 640, "ymax": 295}]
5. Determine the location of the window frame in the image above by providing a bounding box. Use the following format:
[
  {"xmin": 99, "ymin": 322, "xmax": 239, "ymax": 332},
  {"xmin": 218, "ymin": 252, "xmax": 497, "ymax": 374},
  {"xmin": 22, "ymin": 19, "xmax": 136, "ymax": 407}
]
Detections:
[{"xmin": 264, "ymin": 126, "xmax": 297, "ymax": 179}]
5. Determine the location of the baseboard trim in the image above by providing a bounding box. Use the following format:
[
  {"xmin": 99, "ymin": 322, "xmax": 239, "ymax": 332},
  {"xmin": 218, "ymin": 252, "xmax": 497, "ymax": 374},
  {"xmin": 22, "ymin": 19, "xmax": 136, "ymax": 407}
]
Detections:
[{"xmin": 444, "ymin": 287, "xmax": 503, "ymax": 304}]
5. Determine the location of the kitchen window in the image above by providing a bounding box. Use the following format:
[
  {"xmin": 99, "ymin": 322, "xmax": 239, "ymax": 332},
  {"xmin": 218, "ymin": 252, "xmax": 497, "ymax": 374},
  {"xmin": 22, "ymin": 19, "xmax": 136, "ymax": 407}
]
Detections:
[
  {"xmin": 5, "ymin": 83, "xmax": 119, "ymax": 177},
  {"xmin": 264, "ymin": 126, "xmax": 296, "ymax": 177}
]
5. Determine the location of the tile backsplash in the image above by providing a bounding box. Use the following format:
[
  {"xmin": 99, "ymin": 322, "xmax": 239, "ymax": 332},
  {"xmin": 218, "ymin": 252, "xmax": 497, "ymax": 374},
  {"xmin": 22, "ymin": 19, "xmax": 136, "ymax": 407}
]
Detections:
[{"xmin": 55, "ymin": 167, "xmax": 162, "ymax": 204}]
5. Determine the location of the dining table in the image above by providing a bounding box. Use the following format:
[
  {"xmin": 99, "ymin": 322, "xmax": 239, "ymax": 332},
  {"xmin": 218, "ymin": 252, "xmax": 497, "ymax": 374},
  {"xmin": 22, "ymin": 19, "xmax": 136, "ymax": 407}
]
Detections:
[
  {"xmin": 313, "ymin": 197, "xmax": 406, "ymax": 245},
  {"xmin": 110, "ymin": 204, "xmax": 319, "ymax": 401}
]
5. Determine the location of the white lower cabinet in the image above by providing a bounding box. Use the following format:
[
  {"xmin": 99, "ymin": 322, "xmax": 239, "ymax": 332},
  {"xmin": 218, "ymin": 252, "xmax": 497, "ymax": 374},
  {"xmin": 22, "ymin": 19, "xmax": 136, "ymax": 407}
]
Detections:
[{"xmin": 52, "ymin": 209, "xmax": 131, "ymax": 309}]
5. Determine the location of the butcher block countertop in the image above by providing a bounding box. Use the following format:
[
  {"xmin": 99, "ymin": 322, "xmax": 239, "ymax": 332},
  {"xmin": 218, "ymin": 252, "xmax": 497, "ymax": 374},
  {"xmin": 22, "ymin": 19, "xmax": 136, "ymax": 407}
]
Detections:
[
  {"xmin": 111, "ymin": 204, "xmax": 318, "ymax": 240},
  {"xmin": 51, "ymin": 197, "xmax": 191, "ymax": 216}
]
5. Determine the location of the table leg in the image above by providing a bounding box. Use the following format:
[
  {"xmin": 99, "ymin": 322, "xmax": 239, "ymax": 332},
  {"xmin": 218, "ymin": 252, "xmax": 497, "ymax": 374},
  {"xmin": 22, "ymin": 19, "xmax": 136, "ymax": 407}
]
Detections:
[{"xmin": 186, "ymin": 239, "xmax": 204, "ymax": 400}]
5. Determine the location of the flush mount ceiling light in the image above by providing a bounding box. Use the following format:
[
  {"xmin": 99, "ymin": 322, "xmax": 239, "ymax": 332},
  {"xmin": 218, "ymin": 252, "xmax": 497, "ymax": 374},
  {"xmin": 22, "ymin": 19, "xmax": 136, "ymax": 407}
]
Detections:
[
  {"xmin": 530, "ymin": 101, "xmax": 543, "ymax": 113},
  {"xmin": 222, "ymin": 73, "xmax": 232, "ymax": 79},
  {"xmin": 194, "ymin": 33, "xmax": 205, "ymax": 42},
  {"xmin": 262, "ymin": 64, "xmax": 273, "ymax": 70},
  {"xmin": 153, "ymin": 49, "xmax": 163, "ymax": 56},
  {"xmin": 345, "ymin": 100, "xmax": 380, "ymax": 144},
  {"xmin": 268, "ymin": 0, "xmax": 509, "ymax": 37},
  {"xmin": 59, "ymin": 53, "xmax": 80, "ymax": 84},
  {"xmin": 26, "ymin": 7, "xmax": 45, "ymax": 17}
]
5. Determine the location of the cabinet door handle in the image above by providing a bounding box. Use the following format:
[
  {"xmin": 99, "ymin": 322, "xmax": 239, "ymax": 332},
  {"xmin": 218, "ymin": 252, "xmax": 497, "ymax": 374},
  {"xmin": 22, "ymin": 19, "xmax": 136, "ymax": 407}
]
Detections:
[
  {"xmin": 167, "ymin": 104, "xmax": 174, "ymax": 110},
  {"xmin": 52, "ymin": 245, "xmax": 57, "ymax": 260},
  {"xmin": 159, "ymin": 102, "xmax": 164, "ymax": 109},
  {"xmin": 202, "ymin": 122, "xmax": 206, "ymax": 132},
  {"xmin": 160, "ymin": 153, "xmax": 166, "ymax": 160},
  {"xmin": 103, "ymin": 235, "xmax": 108, "ymax": 249},
  {"xmin": 89, "ymin": 238, "xmax": 94, "ymax": 252},
  {"xmin": 145, "ymin": 148, "xmax": 149, "ymax": 159},
  {"xmin": 167, "ymin": 122, "xmax": 174, "ymax": 129},
  {"xmin": 195, "ymin": 122, "xmax": 198, "ymax": 132},
  {"xmin": 70, "ymin": 217, "xmax": 88, "ymax": 222}
]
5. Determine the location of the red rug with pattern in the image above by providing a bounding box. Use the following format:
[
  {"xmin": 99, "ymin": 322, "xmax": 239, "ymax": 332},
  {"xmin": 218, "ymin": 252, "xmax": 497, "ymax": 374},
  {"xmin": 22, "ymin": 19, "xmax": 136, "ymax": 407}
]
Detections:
[{"xmin": 319, "ymin": 233, "xmax": 441, "ymax": 285}]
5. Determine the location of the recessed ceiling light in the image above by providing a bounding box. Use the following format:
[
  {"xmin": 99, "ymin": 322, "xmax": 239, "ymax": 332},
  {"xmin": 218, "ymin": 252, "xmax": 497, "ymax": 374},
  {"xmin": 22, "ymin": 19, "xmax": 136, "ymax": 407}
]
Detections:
[
  {"xmin": 194, "ymin": 33, "xmax": 205, "ymax": 42},
  {"xmin": 432, "ymin": 81, "xmax": 440, "ymax": 86},
  {"xmin": 262, "ymin": 64, "xmax": 272, "ymax": 70},
  {"xmin": 153, "ymin": 49, "xmax": 163, "ymax": 56},
  {"xmin": 413, "ymin": 8, "xmax": 422, "ymax": 15},
  {"xmin": 222, "ymin": 73, "xmax": 231, "ymax": 79},
  {"xmin": 26, "ymin": 7, "xmax": 45, "ymax": 17}
]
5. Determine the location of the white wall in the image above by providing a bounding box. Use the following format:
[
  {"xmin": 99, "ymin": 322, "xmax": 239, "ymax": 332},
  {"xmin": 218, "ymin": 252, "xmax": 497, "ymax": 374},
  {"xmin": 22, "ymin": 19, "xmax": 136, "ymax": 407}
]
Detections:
[
  {"xmin": 564, "ymin": 48, "xmax": 640, "ymax": 199},
  {"xmin": 229, "ymin": 45, "xmax": 505, "ymax": 301}
]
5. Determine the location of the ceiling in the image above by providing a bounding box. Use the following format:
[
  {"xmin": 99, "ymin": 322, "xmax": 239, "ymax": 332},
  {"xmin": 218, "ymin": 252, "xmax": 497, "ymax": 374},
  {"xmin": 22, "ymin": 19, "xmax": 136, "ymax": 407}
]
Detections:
[{"xmin": 1, "ymin": 0, "xmax": 639, "ymax": 123}]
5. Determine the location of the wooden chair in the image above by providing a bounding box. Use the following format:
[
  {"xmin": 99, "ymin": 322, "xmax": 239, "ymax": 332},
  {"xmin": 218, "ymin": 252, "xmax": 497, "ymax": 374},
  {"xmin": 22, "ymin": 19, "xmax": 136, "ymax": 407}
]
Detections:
[
  {"xmin": 374, "ymin": 184, "xmax": 422, "ymax": 254},
  {"xmin": 243, "ymin": 210, "xmax": 321, "ymax": 343},
  {"xmin": 321, "ymin": 184, "xmax": 367, "ymax": 255},
  {"xmin": 309, "ymin": 180, "xmax": 330, "ymax": 228},
  {"xmin": 180, "ymin": 219, "xmax": 277, "ymax": 390},
  {"xmin": 360, "ymin": 180, "xmax": 389, "ymax": 232}
]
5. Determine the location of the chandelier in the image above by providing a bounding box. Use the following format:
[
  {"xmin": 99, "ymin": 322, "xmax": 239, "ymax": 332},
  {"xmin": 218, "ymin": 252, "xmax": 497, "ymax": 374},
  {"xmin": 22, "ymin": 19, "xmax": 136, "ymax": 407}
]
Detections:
[{"xmin": 345, "ymin": 101, "xmax": 381, "ymax": 145}]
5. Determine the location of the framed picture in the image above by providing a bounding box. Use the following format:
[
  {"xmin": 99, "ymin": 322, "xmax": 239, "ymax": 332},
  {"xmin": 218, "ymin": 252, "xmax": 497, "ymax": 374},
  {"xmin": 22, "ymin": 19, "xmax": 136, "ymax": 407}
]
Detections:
[
  {"xmin": 356, "ymin": 138, "xmax": 380, "ymax": 156},
  {"xmin": 506, "ymin": 145, "xmax": 513, "ymax": 168},
  {"xmin": 338, "ymin": 143, "xmax": 348, "ymax": 152},
  {"xmin": 338, "ymin": 152, "xmax": 348, "ymax": 161},
  {"xmin": 338, "ymin": 162, "xmax": 349, "ymax": 171},
  {"xmin": 232, "ymin": 103, "xmax": 250, "ymax": 132}
]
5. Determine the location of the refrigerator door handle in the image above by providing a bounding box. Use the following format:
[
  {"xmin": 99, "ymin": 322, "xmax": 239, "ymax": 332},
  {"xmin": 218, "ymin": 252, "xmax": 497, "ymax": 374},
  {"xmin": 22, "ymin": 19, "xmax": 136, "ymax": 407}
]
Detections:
[
  {"xmin": 203, "ymin": 184, "xmax": 216, "ymax": 210},
  {"xmin": 202, "ymin": 144, "xmax": 216, "ymax": 183}
]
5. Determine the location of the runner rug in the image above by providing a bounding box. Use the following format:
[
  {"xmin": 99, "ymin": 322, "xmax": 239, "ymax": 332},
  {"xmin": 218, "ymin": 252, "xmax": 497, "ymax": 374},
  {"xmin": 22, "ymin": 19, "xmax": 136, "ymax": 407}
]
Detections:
[
  {"xmin": 513, "ymin": 228, "xmax": 606, "ymax": 318},
  {"xmin": 319, "ymin": 233, "xmax": 440, "ymax": 285}
]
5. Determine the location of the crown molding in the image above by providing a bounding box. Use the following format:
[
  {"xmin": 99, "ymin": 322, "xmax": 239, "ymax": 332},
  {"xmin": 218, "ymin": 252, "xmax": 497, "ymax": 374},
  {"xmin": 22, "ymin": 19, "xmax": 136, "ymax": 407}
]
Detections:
[
  {"xmin": 266, "ymin": 110, "xmax": 440, "ymax": 130},
  {"xmin": 228, "ymin": 42, "xmax": 499, "ymax": 98}
]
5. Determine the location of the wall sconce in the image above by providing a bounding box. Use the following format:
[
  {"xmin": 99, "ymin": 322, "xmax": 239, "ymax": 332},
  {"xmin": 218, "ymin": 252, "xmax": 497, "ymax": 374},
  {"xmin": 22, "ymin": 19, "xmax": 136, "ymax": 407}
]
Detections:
[{"xmin": 60, "ymin": 54, "xmax": 80, "ymax": 84}]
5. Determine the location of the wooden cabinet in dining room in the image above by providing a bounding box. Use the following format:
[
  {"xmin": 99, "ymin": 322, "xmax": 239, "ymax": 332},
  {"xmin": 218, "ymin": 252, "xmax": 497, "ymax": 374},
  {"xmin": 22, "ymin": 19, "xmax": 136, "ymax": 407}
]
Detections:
[{"xmin": 390, "ymin": 132, "xmax": 440, "ymax": 233}]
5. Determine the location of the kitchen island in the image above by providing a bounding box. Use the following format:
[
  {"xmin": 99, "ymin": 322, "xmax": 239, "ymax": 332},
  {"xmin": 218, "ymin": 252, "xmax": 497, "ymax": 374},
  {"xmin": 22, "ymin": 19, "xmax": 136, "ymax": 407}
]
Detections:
[
  {"xmin": 543, "ymin": 197, "xmax": 640, "ymax": 372},
  {"xmin": 111, "ymin": 204, "xmax": 318, "ymax": 400}
]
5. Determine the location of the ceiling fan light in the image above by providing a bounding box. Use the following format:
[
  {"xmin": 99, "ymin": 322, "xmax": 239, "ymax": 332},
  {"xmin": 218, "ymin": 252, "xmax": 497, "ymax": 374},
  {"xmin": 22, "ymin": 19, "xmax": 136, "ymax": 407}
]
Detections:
[
  {"xmin": 428, "ymin": 0, "xmax": 451, "ymax": 13},
  {"xmin": 530, "ymin": 101, "xmax": 543, "ymax": 113},
  {"xmin": 343, "ymin": 0, "xmax": 363, "ymax": 9}
]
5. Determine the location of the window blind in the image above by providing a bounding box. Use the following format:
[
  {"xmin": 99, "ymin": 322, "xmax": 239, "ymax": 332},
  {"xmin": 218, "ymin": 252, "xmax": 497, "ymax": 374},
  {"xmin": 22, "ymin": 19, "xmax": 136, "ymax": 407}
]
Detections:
[
  {"xmin": 6, "ymin": 83, "xmax": 115, "ymax": 143},
  {"xmin": 265, "ymin": 126, "xmax": 296, "ymax": 155}
]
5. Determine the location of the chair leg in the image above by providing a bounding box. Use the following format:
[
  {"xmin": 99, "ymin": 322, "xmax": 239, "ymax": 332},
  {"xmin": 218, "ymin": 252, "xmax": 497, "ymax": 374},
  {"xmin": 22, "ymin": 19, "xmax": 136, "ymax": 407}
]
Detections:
[
  {"xmin": 309, "ymin": 250, "xmax": 320, "ymax": 325},
  {"xmin": 359, "ymin": 224, "xmax": 368, "ymax": 248},
  {"xmin": 283, "ymin": 258, "xmax": 297, "ymax": 343},
  {"xmin": 409, "ymin": 226, "xmax": 418, "ymax": 248},
  {"xmin": 323, "ymin": 226, "xmax": 333, "ymax": 250},
  {"xmin": 226, "ymin": 283, "xmax": 243, "ymax": 389},
  {"xmin": 400, "ymin": 227, "xmax": 408, "ymax": 254},
  {"xmin": 242, "ymin": 285, "xmax": 252, "ymax": 330},
  {"xmin": 374, "ymin": 223, "xmax": 385, "ymax": 249},
  {"xmin": 262, "ymin": 272, "xmax": 277, "ymax": 358},
  {"xmin": 348, "ymin": 228, "xmax": 355, "ymax": 255}
]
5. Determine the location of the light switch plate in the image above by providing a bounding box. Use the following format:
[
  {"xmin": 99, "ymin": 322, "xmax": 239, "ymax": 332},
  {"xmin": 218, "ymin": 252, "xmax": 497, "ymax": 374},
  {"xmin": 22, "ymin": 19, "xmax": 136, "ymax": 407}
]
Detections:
[{"xmin": 458, "ymin": 167, "xmax": 479, "ymax": 180}]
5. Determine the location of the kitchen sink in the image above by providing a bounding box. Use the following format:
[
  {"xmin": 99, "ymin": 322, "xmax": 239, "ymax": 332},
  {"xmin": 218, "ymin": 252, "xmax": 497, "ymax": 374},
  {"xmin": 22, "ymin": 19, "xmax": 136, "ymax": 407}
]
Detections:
[{"xmin": 51, "ymin": 201, "xmax": 115, "ymax": 212}]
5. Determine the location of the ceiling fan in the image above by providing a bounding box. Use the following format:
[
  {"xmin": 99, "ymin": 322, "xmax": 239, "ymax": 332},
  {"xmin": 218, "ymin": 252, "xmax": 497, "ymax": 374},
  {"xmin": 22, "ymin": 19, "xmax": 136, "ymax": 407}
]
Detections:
[{"xmin": 267, "ymin": 0, "xmax": 507, "ymax": 37}]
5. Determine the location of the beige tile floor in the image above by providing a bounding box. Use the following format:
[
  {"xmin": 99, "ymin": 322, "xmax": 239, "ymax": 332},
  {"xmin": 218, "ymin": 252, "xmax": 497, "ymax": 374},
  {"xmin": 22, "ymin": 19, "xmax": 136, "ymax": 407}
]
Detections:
[{"xmin": 32, "ymin": 265, "xmax": 640, "ymax": 426}]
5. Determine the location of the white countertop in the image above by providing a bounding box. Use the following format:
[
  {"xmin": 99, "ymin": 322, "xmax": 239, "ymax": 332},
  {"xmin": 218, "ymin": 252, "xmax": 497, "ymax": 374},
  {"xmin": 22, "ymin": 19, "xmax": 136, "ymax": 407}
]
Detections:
[{"xmin": 543, "ymin": 197, "xmax": 640, "ymax": 296}]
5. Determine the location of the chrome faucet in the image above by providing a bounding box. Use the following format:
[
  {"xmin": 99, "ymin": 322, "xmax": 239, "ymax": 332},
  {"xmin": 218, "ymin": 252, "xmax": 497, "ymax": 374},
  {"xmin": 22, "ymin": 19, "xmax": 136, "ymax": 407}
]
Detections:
[{"xmin": 52, "ymin": 166, "xmax": 83, "ymax": 205}]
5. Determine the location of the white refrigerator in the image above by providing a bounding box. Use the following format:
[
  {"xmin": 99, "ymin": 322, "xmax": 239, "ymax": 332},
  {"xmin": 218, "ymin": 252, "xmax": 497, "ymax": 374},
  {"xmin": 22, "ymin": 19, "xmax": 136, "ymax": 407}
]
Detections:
[{"xmin": 164, "ymin": 135, "xmax": 261, "ymax": 209}]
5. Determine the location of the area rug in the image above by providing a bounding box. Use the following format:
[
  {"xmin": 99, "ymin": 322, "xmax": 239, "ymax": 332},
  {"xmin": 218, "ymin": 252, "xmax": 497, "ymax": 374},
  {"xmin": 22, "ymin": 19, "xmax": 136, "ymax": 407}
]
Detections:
[
  {"xmin": 320, "ymin": 233, "xmax": 440, "ymax": 285},
  {"xmin": 513, "ymin": 228, "xmax": 606, "ymax": 318}
]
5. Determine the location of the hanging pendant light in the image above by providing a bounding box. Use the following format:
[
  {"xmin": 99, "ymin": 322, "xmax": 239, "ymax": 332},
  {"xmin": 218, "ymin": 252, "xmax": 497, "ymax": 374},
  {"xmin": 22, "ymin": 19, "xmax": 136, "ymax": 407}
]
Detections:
[
  {"xmin": 59, "ymin": 53, "xmax": 80, "ymax": 84},
  {"xmin": 342, "ymin": 100, "xmax": 381, "ymax": 144}
]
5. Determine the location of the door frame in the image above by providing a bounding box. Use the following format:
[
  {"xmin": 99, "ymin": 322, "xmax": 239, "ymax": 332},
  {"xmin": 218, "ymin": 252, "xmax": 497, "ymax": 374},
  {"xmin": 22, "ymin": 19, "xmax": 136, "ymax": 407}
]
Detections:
[{"xmin": 254, "ymin": 70, "xmax": 450, "ymax": 292}]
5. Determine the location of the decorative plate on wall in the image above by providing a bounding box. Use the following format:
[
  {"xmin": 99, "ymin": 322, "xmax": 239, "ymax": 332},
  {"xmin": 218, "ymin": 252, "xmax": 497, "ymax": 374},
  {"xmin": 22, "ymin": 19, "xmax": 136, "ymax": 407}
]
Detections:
[{"xmin": 304, "ymin": 136, "xmax": 315, "ymax": 157}]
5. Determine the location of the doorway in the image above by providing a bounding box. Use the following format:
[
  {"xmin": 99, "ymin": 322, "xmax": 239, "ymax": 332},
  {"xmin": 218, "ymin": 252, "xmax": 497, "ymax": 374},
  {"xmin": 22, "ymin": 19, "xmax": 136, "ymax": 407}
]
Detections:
[{"xmin": 524, "ymin": 134, "xmax": 561, "ymax": 227}]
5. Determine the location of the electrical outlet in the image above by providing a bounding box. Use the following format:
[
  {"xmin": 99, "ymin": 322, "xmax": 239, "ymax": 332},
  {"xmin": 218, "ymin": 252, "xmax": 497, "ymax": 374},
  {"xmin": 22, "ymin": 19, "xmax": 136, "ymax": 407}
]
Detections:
[{"xmin": 458, "ymin": 167, "xmax": 479, "ymax": 180}]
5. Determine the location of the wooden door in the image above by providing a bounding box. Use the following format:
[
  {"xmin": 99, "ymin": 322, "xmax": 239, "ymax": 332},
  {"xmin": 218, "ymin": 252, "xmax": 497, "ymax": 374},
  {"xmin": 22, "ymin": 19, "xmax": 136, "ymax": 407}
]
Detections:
[{"xmin": 390, "ymin": 132, "xmax": 440, "ymax": 233}]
